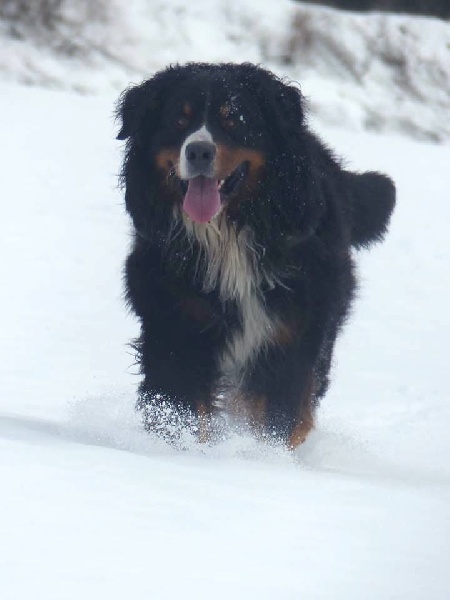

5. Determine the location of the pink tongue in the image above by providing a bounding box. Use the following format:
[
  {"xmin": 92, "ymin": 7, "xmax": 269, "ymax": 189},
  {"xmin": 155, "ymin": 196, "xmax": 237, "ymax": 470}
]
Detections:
[{"xmin": 183, "ymin": 176, "xmax": 221, "ymax": 223}]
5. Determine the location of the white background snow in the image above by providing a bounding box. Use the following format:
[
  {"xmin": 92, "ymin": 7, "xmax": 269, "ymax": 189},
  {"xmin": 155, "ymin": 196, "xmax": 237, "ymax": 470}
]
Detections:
[
  {"xmin": 1, "ymin": 1, "xmax": 450, "ymax": 599},
  {"xmin": 1, "ymin": 0, "xmax": 449, "ymax": 141}
]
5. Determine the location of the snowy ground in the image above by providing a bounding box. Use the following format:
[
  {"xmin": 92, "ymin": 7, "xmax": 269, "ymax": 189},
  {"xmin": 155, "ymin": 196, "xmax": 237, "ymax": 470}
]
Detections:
[{"xmin": 1, "ymin": 79, "xmax": 449, "ymax": 599}]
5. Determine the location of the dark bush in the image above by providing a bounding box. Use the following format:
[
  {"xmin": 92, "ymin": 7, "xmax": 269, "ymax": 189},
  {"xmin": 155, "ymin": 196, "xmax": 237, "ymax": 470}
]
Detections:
[
  {"xmin": 0, "ymin": 0, "xmax": 108, "ymax": 53},
  {"xmin": 299, "ymin": 1, "xmax": 450, "ymax": 20},
  {"xmin": 0, "ymin": 1, "xmax": 64, "ymax": 29}
]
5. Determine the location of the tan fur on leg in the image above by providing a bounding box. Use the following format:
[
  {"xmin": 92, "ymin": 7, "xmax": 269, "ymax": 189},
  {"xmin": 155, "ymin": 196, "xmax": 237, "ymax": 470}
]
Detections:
[
  {"xmin": 288, "ymin": 374, "xmax": 315, "ymax": 449},
  {"xmin": 196, "ymin": 401, "xmax": 212, "ymax": 444}
]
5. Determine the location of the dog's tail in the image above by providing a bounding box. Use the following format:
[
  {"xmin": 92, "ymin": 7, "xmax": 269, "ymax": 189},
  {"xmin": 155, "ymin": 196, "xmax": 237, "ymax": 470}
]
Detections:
[{"xmin": 343, "ymin": 170, "xmax": 396, "ymax": 249}]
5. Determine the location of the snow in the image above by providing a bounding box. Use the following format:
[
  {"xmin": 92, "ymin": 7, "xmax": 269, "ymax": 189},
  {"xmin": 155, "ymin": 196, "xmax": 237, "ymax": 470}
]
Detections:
[
  {"xmin": 1, "ymin": 0, "xmax": 450, "ymax": 593},
  {"xmin": 1, "ymin": 0, "xmax": 449, "ymax": 141},
  {"xmin": 1, "ymin": 75, "xmax": 449, "ymax": 599}
]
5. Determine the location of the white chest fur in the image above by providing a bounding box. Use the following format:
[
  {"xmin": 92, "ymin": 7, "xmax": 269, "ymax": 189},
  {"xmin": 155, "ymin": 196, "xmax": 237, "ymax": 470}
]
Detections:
[{"xmin": 181, "ymin": 213, "xmax": 276, "ymax": 381}]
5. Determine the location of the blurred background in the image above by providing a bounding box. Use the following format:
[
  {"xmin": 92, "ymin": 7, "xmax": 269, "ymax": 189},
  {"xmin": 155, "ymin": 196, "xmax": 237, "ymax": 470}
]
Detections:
[
  {"xmin": 303, "ymin": 1, "xmax": 449, "ymax": 18},
  {"xmin": 0, "ymin": 0, "xmax": 449, "ymax": 142}
]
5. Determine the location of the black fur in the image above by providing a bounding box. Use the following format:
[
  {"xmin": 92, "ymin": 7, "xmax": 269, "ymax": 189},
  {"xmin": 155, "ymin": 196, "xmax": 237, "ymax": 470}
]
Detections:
[{"xmin": 116, "ymin": 62, "xmax": 395, "ymax": 445}]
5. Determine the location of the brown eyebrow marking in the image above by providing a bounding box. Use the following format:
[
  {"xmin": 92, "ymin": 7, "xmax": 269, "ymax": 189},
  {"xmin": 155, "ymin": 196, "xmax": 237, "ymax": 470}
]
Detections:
[
  {"xmin": 183, "ymin": 102, "xmax": 194, "ymax": 117},
  {"xmin": 219, "ymin": 104, "xmax": 231, "ymax": 118}
]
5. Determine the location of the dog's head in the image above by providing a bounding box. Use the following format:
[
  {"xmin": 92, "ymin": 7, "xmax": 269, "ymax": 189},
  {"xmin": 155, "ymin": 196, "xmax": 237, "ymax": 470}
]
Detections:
[{"xmin": 116, "ymin": 63, "xmax": 324, "ymax": 239}]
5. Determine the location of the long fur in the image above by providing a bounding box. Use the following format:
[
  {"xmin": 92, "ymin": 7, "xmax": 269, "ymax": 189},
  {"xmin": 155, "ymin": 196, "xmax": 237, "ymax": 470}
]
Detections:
[{"xmin": 116, "ymin": 62, "xmax": 396, "ymax": 446}]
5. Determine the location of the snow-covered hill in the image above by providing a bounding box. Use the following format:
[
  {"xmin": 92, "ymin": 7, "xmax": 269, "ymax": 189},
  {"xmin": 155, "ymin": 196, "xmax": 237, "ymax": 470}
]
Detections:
[
  {"xmin": 1, "ymin": 0, "xmax": 449, "ymax": 141},
  {"xmin": 0, "ymin": 80, "xmax": 449, "ymax": 599}
]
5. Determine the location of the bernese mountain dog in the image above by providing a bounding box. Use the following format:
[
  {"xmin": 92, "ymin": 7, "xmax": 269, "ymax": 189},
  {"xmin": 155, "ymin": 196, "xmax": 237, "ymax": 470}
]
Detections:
[{"xmin": 116, "ymin": 62, "xmax": 395, "ymax": 449}]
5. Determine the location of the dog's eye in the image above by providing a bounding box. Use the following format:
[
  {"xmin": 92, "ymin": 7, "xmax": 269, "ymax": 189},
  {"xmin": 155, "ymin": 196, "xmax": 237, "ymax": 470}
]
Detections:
[{"xmin": 176, "ymin": 116, "xmax": 189, "ymax": 129}]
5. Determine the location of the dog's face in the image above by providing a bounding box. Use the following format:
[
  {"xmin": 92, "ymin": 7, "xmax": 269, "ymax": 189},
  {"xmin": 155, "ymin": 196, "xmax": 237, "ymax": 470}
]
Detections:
[
  {"xmin": 117, "ymin": 64, "xmax": 306, "ymax": 228},
  {"xmin": 153, "ymin": 78, "xmax": 269, "ymax": 223}
]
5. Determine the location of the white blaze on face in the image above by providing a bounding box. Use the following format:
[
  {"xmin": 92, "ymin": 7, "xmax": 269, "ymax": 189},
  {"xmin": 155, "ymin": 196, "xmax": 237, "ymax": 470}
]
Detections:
[
  {"xmin": 179, "ymin": 125, "xmax": 214, "ymax": 180},
  {"xmin": 179, "ymin": 124, "xmax": 221, "ymax": 223},
  {"xmin": 181, "ymin": 215, "xmax": 278, "ymax": 384}
]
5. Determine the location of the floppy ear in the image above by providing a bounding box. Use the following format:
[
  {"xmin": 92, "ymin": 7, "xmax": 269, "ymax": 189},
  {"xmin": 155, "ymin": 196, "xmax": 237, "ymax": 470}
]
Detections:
[
  {"xmin": 116, "ymin": 85, "xmax": 146, "ymax": 140},
  {"xmin": 116, "ymin": 66, "xmax": 185, "ymax": 141},
  {"xmin": 116, "ymin": 80, "xmax": 159, "ymax": 141}
]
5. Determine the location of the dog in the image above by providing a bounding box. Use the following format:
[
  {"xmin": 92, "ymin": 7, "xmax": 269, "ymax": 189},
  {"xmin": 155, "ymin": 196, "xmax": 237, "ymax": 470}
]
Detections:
[{"xmin": 116, "ymin": 62, "xmax": 395, "ymax": 448}]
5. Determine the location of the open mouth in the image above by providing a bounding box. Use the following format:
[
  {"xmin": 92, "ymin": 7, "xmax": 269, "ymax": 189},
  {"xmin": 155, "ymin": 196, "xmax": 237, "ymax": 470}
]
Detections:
[{"xmin": 179, "ymin": 162, "xmax": 249, "ymax": 224}]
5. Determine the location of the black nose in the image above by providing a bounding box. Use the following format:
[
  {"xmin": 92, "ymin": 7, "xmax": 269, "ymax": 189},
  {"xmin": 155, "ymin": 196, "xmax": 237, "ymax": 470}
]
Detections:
[{"xmin": 185, "ymin": 141, "xmax": 216, "ymax": 174}]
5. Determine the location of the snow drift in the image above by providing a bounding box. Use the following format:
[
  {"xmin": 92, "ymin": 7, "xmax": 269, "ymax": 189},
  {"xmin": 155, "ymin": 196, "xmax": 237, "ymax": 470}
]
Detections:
[{"xmin": 0, "ymin": 0, "xmax": 449, "ymax": 141}]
